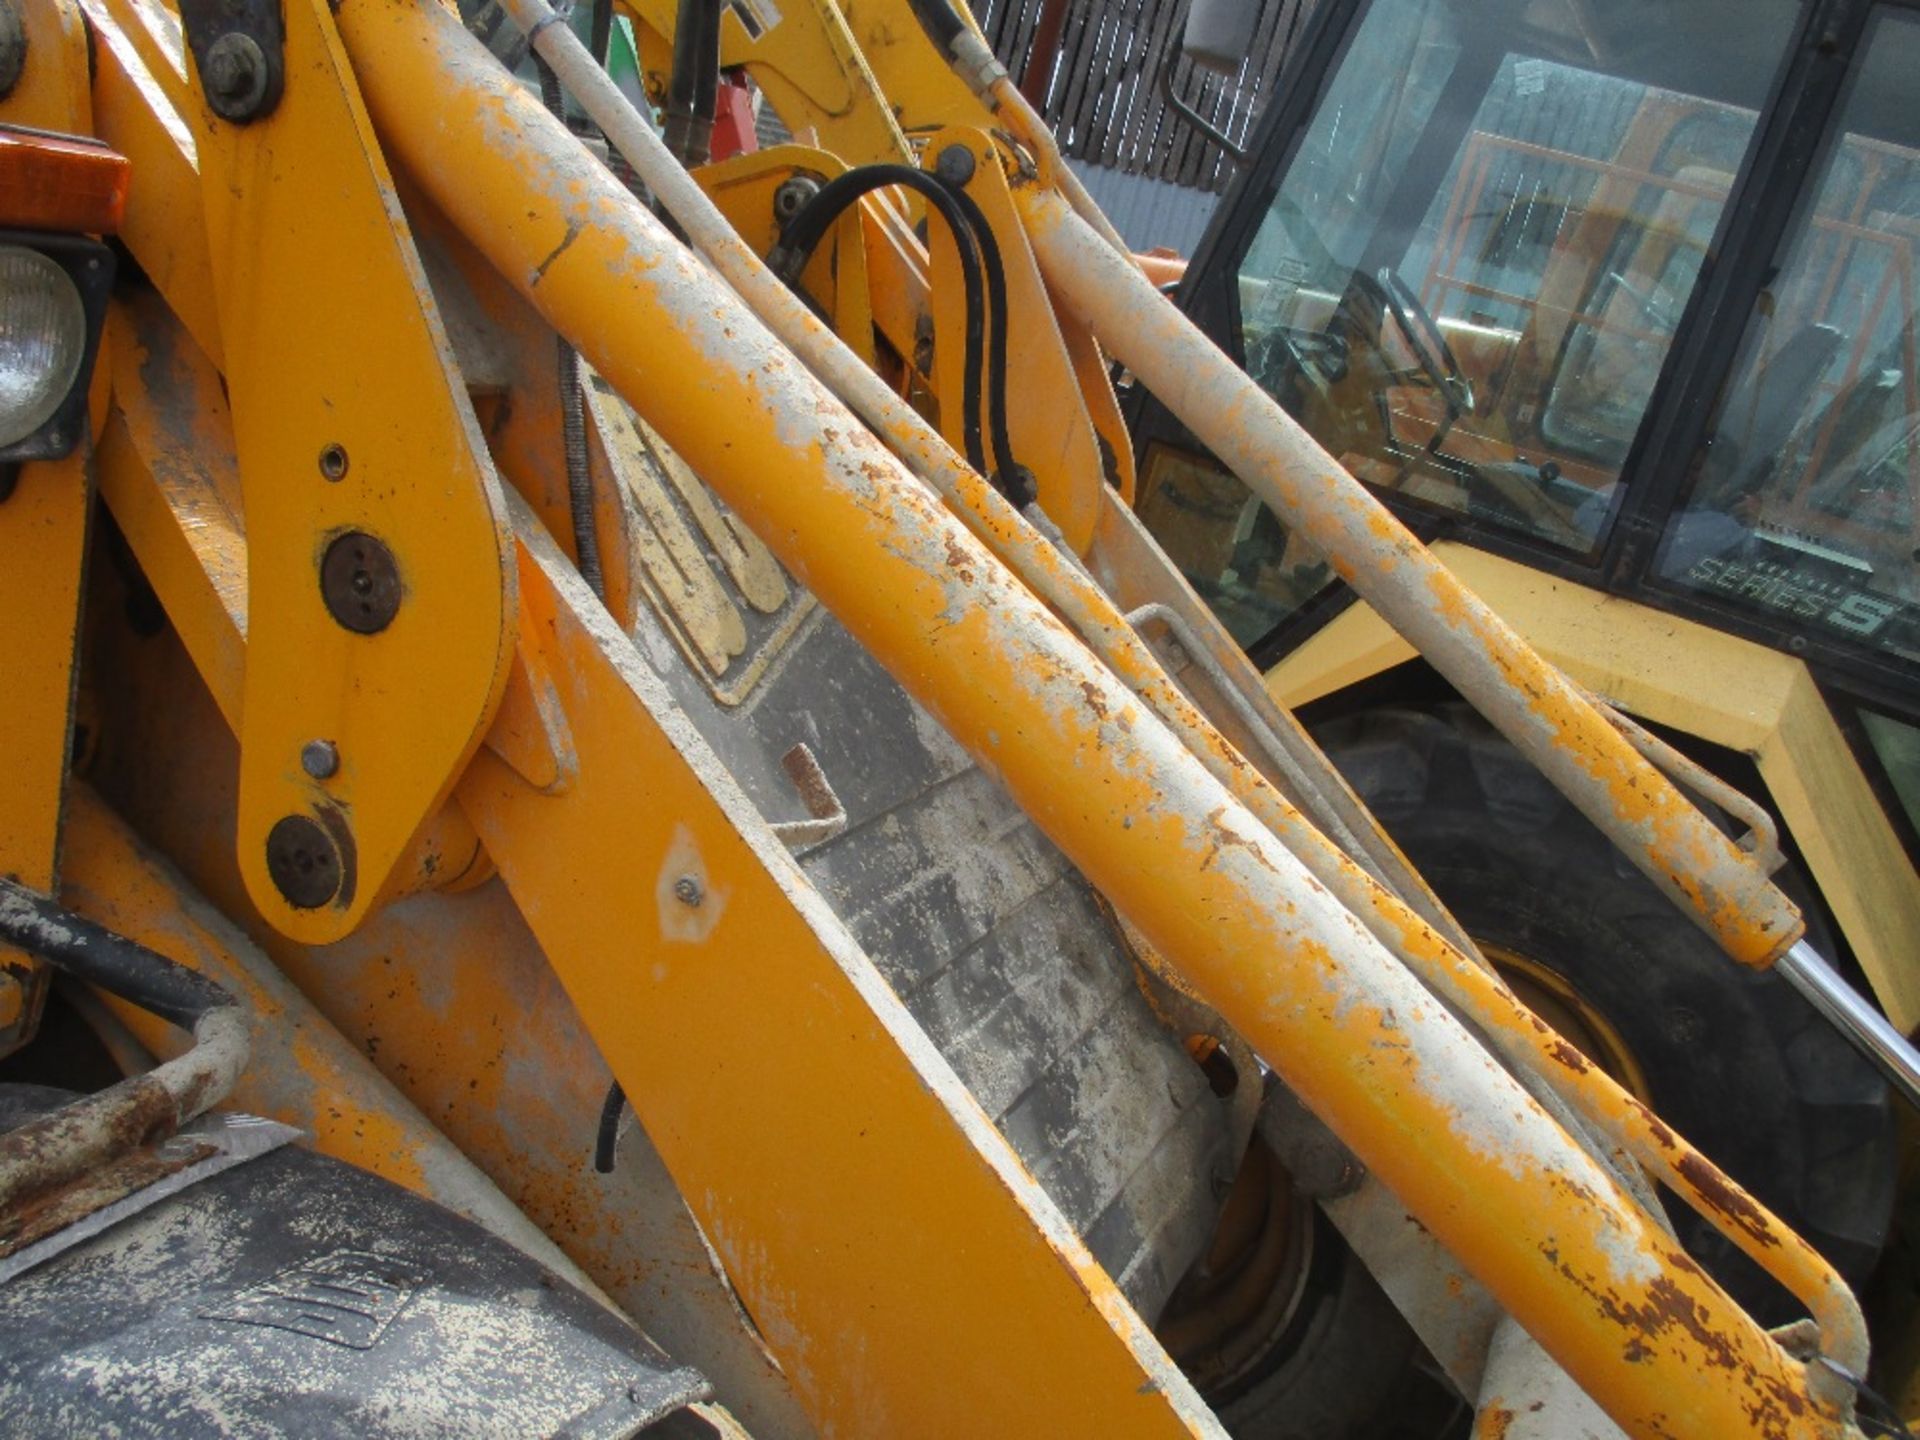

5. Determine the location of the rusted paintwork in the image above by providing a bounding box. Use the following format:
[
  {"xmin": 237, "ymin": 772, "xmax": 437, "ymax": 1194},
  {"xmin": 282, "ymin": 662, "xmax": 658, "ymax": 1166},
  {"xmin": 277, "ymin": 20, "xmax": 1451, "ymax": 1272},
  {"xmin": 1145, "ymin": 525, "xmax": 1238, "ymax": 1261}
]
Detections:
[
  {"xmin": 1595, "ymin": 695, "xmax": 1783, "ymax": 874},
  {"xmin": 0, "ymin": 1132, "xmax": 216, "ymax": 1258},
  {"xmin": 334, "ymin": 9, "xmax": 1849, "ymax": 1433},
  {"xmin": 54, "ymin": 783, "xmax": 610, "ymax": 1296},
  {"xmin": 1014, "ymin": 185, "xmax": 1805, "ymax": 973},
  {"xmin": 1474, "ymin": 1316, "xmax": 1625, "ymax": 1439},
  {"xmin": 486, "ymin": 58, "xmax": 1864, "ymax": 1384},
  {"xmin": 0, "ymin": 987, "xmax": 245, "ymax": 1220}
]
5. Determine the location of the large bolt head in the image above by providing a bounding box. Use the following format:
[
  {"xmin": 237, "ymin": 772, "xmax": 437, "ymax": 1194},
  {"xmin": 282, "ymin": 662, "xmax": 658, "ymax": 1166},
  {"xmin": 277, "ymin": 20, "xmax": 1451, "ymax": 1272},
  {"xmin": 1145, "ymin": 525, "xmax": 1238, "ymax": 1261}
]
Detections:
[
  {"xmin": 772, "ymin": 176, "xmax": 822, "ymax": 226},
  {"xmin": 300, "ymin": 739, "xmax": 341, "ymax": 781},
  {"xmin": 320, "ymin": 530, "xmax": 403, "ymax": 634},
  {"xmin": 265, "ymin": 814, "xmax": 343, "ymax": 909},
  {"xmin": 933, "ymin": 144, "xmax": 977, "ymax": 188},
  {"xmin": 202, "ymin": 32, "xmax": 269, "ymax": 120}
]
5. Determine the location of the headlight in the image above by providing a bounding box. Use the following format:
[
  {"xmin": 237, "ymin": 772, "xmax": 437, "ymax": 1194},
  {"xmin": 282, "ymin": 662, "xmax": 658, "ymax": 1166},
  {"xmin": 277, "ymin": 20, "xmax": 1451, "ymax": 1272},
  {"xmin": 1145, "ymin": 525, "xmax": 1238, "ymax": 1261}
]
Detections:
[
  {"xmin": 0, "ymin": 233, "xmax": 113, "ymax": 468},
  {"xmin": 0, "ymin": 124, "xmax": 129, "ymax": 470},
  {"xmin": 0, "ymin": 245, "xmax": 87, "ymax": 450}
]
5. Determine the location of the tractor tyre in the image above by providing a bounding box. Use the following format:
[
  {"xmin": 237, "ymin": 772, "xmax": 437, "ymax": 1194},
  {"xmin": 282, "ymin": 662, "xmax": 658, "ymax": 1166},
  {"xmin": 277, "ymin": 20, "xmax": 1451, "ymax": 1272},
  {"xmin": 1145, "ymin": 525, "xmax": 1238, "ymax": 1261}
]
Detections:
[{"xmin": 1311, "ymin": 703, "xmax": 1897, "ymax": 1319}]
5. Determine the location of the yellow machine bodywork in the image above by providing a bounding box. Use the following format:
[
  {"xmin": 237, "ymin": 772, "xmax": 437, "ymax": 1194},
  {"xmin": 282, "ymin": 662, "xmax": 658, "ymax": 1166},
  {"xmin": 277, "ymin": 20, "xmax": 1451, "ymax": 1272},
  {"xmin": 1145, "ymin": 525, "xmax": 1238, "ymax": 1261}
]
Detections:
[
  {"xmin": 1271, "ymin": 543, "xmax": 1920, "ymax": 1034},
  {"xmin": 0, "ymin": 0, "xmax": 1908, "ymax": 1436}
]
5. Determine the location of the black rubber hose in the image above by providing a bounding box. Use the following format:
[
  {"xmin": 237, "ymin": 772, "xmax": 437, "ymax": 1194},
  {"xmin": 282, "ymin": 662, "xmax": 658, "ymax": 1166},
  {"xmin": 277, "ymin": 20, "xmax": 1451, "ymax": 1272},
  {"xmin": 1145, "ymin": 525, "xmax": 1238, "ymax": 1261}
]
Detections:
[
  {"xmin": 777, "ymin": 165, "xmax": 996, "ymax": 477},
  {"xmin": 905, "ymin": 0, "xmax": 968, "ymax": 50},
  {"xmin": 664, "ymin": 0, "xmax": 721, "ymax": 164},
  {"xmin": 939, "ymin": 180, "xmax": 1034, "ymax": 504},
  {"xmin": 0, "ymin": 877, "xmax": 236, "ymax": 1030},
  {"xmin": 594, "ymin": 1080, "xmax": 626, "ymax": 1172},
  {"xmin": 535, "ymin": 58, "xmax": 608, "ymax": 601},
  {"xmin": 692, "ymin": 0, "xmax": 721, "ymax": 134},
  {"xmin": 588, "ymin": 0, "xmax": 613, "ymax": 62}
]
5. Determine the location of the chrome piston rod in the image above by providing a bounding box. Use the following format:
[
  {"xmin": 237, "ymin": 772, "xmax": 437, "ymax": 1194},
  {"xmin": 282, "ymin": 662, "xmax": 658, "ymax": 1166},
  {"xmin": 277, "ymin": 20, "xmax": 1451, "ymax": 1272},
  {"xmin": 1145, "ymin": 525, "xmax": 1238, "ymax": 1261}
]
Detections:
[{"xmin": 1779, "ymin": 941, "xmax": 1920, "ymax": 1109}]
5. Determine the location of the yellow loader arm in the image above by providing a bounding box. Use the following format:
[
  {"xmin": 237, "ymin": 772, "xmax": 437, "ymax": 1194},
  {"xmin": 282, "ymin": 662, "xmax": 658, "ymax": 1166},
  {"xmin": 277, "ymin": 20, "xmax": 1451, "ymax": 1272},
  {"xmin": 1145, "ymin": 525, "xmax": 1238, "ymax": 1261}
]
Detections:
[{"xmin": 0, "ymin": 0, "xmax": 1894, "ymax": 1436}]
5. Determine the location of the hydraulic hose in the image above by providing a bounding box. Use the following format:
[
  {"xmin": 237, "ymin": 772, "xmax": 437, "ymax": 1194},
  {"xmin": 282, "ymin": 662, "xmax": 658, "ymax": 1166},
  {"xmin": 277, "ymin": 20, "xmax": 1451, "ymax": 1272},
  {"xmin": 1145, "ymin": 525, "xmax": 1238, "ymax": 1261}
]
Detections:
[
  {"xmin": 664, "ymin": 0, "xmax": 721, "ymax": 164},
  {"xmin": 777, "ymin": 164, "xmax": 1027, "ymax": 497},
  {"xmin": 0, "ymin": 879, "xmax": 250, "ymax": 1219},
  {"xmin": 534, "ymin": 56, "xmax": 608, "ymax": 601},
  {"xmin": 941, "ymin": 177, "xmax": 1033, "ymax": 503},
  {"xmin": 895, "ymin": 0, "xmax": 1134, "ymax": 259}
]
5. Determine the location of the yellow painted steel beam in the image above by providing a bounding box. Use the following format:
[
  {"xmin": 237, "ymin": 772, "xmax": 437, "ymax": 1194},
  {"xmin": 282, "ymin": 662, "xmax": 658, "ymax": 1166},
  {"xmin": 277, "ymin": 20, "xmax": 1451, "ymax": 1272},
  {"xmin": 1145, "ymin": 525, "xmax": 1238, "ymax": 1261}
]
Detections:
[
  {"xmin": 838, "ymin": 0, "xmax": 997, "ymax": 137},
  {"xmin": 396, "ymin": 182, "xmax": 648, "ymax": 638},
  {"xmin": 1270, "ymin": 542, "xmax": 1920, "ymax": 1034},
  {"xmin": 87, "ymin": 0, "xmax": 190, "ymax": 113},
  {"xmin": 96, "ymin": 292, "xmax": 247, "ymax": 727},
  {"xmin": 1, "ymin": 0, "xmax": 91, "ymax": 131},
  {"xmin": 75, "ymin": 623, "xmax": 811, "ymax": 1432},
  {"xmin": 54, "ymin": 782, "xmax": 599, "ymax": 1291},
  {"xmin": 181, "ymin": 0, "xmax": 515, "ymax": 942},
  {"xmin": 617, "ymin": 0, "xmax": 913, "ymax": 167},
  {"xmin": 76, "ymin": 0, "xmax": 225, "ymax": 370},
  {"xmin": 1017, "ymin": 185, "xmax": 1805, "ymax": 973},
  {"xmin": 0, "ymin": 446, "xmax": 90, "ymax": 1051},
  {"xmin": 458, "ymin": 510, "xmax": 1223, "ymax": 1439},
  {"xmin": 338, "ymin": 10, "xmax": 1843, "ymax": 1433},
  {"xmin": 0, "ymin": 0, "xmax": 97, "ymax": 1051},
  {"xmin": 93, "ymin": 284, "xmax": 496, "ymax": 894}
]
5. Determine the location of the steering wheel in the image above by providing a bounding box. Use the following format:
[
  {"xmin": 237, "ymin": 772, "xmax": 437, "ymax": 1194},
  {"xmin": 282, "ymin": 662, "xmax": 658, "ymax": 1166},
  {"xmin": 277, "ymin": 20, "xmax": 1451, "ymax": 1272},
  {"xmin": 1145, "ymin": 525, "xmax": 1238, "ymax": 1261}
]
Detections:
[
  {"xmin": 1245, "ymin": 324, "xmax": 1349, "ymax": 404},
  {"xmin": 1348, "ymin": 267, "xmax": 1475, "ymax": 417}
]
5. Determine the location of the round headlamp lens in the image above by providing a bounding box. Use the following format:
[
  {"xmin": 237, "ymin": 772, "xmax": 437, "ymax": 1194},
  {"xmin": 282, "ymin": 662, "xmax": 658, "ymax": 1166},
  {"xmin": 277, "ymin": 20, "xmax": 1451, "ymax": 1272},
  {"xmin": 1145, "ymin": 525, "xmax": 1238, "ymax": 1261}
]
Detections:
[{"xmin": 0, "ymin": 245, "xmax": 87, "ymax": 449}]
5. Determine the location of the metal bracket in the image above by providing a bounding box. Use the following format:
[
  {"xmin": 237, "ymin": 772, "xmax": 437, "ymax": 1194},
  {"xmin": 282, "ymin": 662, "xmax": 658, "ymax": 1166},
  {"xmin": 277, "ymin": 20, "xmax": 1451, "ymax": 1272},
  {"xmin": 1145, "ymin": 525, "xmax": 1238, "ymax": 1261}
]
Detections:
[
  {"xmin": 184, "ymin": 0, "xmax": 514, "ymax": 942},
  {"xmin": 768, "ymin": 742, "xmax": 847, "ymax": 850},
  {"xmin": 180, "ymin": 0, "xmax": 285, "ymax": 124}
]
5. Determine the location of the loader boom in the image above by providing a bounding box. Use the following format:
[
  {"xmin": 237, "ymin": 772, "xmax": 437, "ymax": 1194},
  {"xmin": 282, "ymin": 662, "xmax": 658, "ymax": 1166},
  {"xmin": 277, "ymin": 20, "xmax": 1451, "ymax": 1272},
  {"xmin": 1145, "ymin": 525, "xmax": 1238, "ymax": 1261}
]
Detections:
[{"xmin": 0, "ymin": 0, "xmax": 1901, "ymax": 1435}]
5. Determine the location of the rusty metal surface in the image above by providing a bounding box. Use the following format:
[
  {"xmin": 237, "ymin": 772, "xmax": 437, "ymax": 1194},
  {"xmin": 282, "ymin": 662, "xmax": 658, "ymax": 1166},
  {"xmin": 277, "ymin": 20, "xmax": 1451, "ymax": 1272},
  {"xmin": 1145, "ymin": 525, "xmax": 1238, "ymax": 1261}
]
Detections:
[
  {"xmin": 74, "ymin": 690, "xmax": 814, "ymax": 1435},
  {"xmin": 1016, "ymin": 184, "xmax": 1805, "ymax": 973},
  {"xmin": 1009, "ymin": 187, "xmax": 1870, "ymax": 1398},
  {"xmin": 338, "ymin": 10, "xmax": 1849, "ymax": 1432},
  {"xmin": 56, "ymin": 783, "xmax": 616, "ymax": 1302},
  {"xmin": 1594, "ymin": 695, "xmax": 1784, "ymax": 876},
  {"xmin": 1088, "ymin": 492, "xmax": 1488, "ymax": 958},
  {"xmin": 0, "ymin": 1108, "xmax": 296, "ymax": 1279},
  {"xmin": 0, "ymin": 1002, "xmax": 246, "ymax": 1220},
  {"xmin": 0, "ymin": 1132, "xmax": 217, "ymax": 1261},
  {"xmin": 1474, "ymin": 1315, "xmax": 1627, "ymax": 1440},
  {"xmin": 0, "ymin": 872, "xmax": 253, "ymax": 1260}
]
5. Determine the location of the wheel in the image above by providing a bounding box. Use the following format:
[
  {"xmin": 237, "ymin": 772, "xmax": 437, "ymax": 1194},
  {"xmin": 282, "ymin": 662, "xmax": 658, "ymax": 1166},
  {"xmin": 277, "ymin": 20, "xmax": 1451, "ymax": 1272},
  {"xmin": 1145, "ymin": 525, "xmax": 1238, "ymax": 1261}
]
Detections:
[
  {"xmin": 1158, "ymin": 1139, "xmax": 1464, "ymax": 1439},
  {"xmin": 1311, "ymin": 703, "xmax": 1898, "ymax": 1320}
]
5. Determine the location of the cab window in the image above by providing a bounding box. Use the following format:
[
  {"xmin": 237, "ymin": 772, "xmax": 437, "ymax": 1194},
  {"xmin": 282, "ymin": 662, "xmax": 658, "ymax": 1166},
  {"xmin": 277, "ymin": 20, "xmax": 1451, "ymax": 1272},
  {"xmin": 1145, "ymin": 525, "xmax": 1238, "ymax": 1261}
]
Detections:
[
  {"xmin": 1140, "ymin": 0, "xmax": 1799, "ymax": 645},
  {"xmin": 1655, "ymin": 6, "xmax": 1920, "ymax": 668}
]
